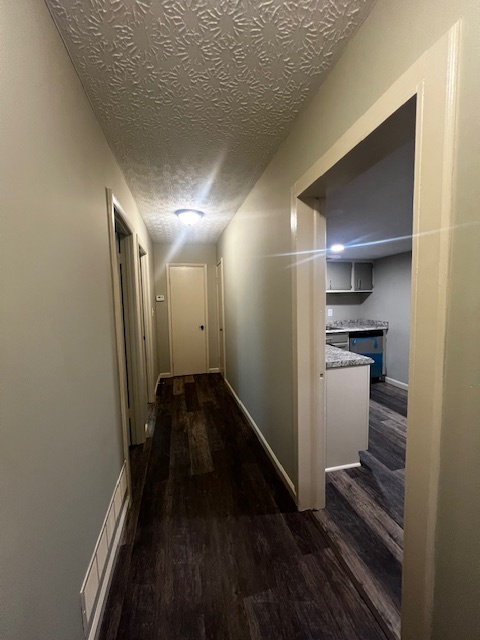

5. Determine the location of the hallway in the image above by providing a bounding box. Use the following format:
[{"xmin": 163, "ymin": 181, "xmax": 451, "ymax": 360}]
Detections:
[{"xmin": 99, "ymin": 374, "xmax": 387, "ymax": 640}]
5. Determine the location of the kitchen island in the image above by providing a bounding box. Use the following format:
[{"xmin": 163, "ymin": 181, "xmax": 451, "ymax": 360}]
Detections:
[{"xmin": 325, "ymin": 344, "xmax": 373, "ymax": 471}]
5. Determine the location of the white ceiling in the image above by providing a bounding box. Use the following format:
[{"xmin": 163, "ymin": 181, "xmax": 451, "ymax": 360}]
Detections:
[
  {"xmin": 46, "ymin": 0, "xmax": 376, "ymax": 243},
  {"xmin": 326, "ymin": 139, "xmax": 415, "ymax": 261}
]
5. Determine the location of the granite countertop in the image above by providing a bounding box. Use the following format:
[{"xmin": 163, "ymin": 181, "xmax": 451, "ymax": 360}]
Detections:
[
  {"xmin": 325, "ymin": 344, "xmax": 374, "ymax": 369},
  {"xmin": 326, "ymin": 319, "xmax": 388, "ymax": 334}
]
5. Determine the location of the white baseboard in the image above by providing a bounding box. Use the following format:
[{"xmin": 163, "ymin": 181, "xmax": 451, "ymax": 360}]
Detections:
[
  {"xmin": 148, "ymin": 374, "xmax": 162, "ymax": 402},
  {"xmin": 385, "ymin": 376, "xmax": 409, "ymax": 391},
  {"xmin": 88, "ymin": 499, "xmax": 128, "ymax": 640},
  {"xmin": 80, "ymin": 463, "xmax": 129, "ymax": 640},
  {"xmin": 326, "ymin": 462, "xmax": 361, "ymax": 473},
  {"xmin": 161, "ymin": 370, "xmax": 219, "ymax": 377},
  {"xmin": 224, "ymin": 377, "xmax": 296, "ymax": 499}
]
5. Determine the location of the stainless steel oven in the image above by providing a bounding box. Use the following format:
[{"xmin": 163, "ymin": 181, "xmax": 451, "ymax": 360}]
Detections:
[{"xmin": 325, "ymin": 332, "xmax": 349, "ymax": 350}]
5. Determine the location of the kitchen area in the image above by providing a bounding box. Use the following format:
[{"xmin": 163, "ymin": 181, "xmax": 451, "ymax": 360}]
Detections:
[
  {"xmin": 322, "ymin": 133, "xmax": 415, "ymax": 472},
  {"xmin": 323, "ymin": 254, "xmax": 412, "ymax": 470}
]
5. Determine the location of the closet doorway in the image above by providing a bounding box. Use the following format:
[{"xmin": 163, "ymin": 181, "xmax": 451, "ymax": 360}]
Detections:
[{"xmin": 106, "ymin": 190, "xmax": 151, "ymax": 496}]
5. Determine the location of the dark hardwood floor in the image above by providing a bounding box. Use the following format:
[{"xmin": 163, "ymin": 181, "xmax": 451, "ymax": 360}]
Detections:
[
  {"xmin": 370, "ymin": 381, "xmax": 408, "ymax": 418},
  {"xmin": 314, "ymin": 381, "xmax": 407, "ymax": 640},
  {"xmin": 99, "ymin": 374, "xmax": 387, "ymax": 640}
]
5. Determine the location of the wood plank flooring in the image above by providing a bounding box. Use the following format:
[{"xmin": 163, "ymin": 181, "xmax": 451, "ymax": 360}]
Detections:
[
  {"xmin": 99, "ymin": 374, "xmax": 387, "ymax": 640},
  {"xmin": 370, "ymin": 382, "xmax": 408, "ymax": 418},
  {"xmin": 314, "ymin": 382, "xmax": 407, "ymax": 640}
]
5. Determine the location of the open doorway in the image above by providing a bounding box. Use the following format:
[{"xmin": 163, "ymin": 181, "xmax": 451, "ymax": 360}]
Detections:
[
  {"xmin": 106, "ymin": 190, "xmax": 152, "ymax": 500},
  {"xmin": 115, "ymin": 222, "xmax": 134, "ymax": 446},
  {"xmin": 114, "ymin": 214, "xmax": 148, "ymax": 447},
  {"xmin": 291, "ymin": 24, "xmax": 458, "ymax": 640},
  {"xmin": 313, "ymin": 98, "xmax": 416, "ymax": 640}
]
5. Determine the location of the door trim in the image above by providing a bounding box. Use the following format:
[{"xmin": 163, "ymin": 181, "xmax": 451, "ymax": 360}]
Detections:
[
  {"xmin": 128, "ymin": 237, "xmax": 148, "ymax": 443},
  {"xmin": 139, "ymin": 249, "xmax": 155, "ymax": 403},
  {"xmin": 166, "ymin": 263, "xmax": 209, "ymax": 376},
  {"xmin": 291, "ymin": 197, "xmax": 326, "ymax": 512},
  {"xmin": 216, "ymin": 258, "xmax": 226, "ymax": 377},
  {"xmin": 105, "ymin": 189, "xmax": 132, "ymax": 501},
  {"xmin": 291, "ymin": 23, "xmax": 459, "ymax": 639},
  {"xmin": 107, "ymin": 189, "xmax": 149, "ymax": 449}
]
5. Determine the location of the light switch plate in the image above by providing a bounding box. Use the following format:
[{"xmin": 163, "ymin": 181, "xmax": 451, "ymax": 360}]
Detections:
[{"xmin": 327, "ymin": 308, "xmax": 333, "ymax": 317}]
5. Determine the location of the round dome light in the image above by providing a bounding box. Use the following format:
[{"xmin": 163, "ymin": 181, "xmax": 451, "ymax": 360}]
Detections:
[{"xmin": 175, "ymin": 209, "xmax": 204, "ymax": 226}]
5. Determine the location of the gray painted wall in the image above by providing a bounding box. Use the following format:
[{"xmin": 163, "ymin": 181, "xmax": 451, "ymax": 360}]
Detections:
[
  {"xmin": 1, "ymin": 2, "xmax": 155, "ymax": 639},
  {"xmin": 363, "ymin": 252, "xmax": 412, "ymax": 384},
  {"xmin": 154, "ymin": 244, "xmax": 218, "ymax": 375},
  {"xmin": 326, "ymin": 293, "xmax": 371, "ymax": 321},
  {"xmin": 217, "ymin": 198, "xmax": 295, "ymax": 479},
  {"xmin": 217, "ymin": 0, "xmax": 480, "ymax": 635}
]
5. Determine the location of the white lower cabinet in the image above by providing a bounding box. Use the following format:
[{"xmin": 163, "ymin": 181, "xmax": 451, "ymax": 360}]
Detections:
[{"xmin": 326, "ymin": 365, "xmax": 370, "ymax": 470}]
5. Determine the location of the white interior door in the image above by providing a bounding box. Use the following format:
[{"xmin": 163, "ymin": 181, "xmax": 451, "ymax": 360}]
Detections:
[{"xmin": 168, "ymin": 264, "xmax": 208, "ymax": 376}]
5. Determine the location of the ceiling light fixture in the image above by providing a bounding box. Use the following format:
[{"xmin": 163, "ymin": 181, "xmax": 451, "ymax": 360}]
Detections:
[
  {"xmin": 330, "ymin": 243, "xmax": 345, "ymax": 253},
  {"xmin": 175, "ymin": 208, "xmax": 204, "ymax": 226}
]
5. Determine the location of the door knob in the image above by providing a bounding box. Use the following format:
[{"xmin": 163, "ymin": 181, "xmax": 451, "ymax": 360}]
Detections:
[{"xmin": 200, "ymin": 325, "xmax": 204, "ymax": 330}]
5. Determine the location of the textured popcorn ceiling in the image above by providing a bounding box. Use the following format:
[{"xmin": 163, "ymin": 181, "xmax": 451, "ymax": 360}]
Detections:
[{"xmin": 46, "ymin": 0, "xmax": 375, "ymax": 243}]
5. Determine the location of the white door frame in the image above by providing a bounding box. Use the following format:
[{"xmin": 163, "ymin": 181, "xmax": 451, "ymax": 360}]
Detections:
[
  {"xmin": 139, "ymin": 250, "xmax": 156, "ymax": 403},
  {"xmin": 291, "ymin": 24, "xmax": 459, "ymax": 640},
  {"xmin": 106, "ymin": 190, "xmax": 148, "ymax": 453},
  {"xmin": 166, "ymin": 263, "xmax": 209, "ymax": 376},
  {"xmin": 291, "ymin": 196, "xmax": 326, "ymax": 512},
  {"xmin": 106, "ymin": 189, "xmax": 132, "ymax": 500},
  {"xmin": 216, "ymin": 258, "xmax": 226, "ymax": 377},
  {"xmin": 121, "ymin": 232, "xmax": 148, "ymax": 446},
  {"xmin": 132, "ymin": 242, "xmax": 149, "ymax": 420}
]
